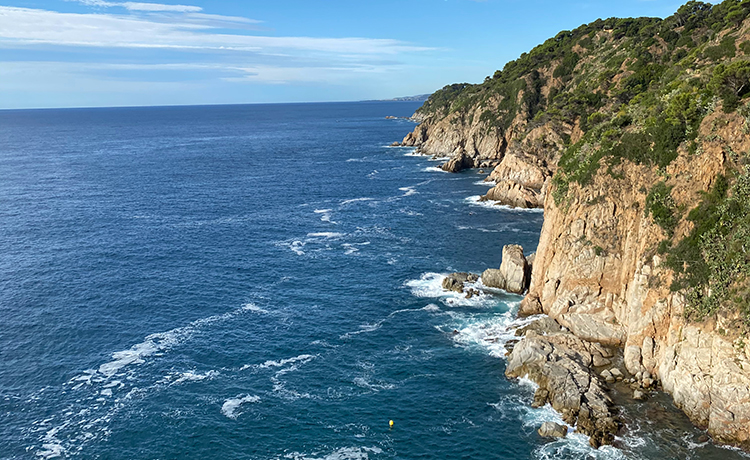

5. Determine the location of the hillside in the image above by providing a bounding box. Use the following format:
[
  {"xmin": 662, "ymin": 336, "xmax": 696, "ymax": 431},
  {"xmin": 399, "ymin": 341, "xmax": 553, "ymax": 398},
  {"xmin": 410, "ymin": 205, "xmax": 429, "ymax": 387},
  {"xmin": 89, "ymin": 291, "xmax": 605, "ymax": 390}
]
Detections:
[{"xmin": 401, "ymin": 0, "xmax": 750, "ymax": 449}]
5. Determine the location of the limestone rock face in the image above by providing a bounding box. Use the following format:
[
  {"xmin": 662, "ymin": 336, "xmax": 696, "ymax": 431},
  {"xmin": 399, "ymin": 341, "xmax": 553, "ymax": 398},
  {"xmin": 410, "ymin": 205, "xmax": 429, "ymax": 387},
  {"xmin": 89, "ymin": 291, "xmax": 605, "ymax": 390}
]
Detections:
[{"xmin": 481, "ymin": 181, "xmax": 542, "ymax": 209}]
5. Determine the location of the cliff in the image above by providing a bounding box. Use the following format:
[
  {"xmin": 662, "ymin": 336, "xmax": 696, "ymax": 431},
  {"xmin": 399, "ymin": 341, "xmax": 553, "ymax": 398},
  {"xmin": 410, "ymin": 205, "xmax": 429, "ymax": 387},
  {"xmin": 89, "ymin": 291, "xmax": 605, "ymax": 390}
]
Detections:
[{"xmin": 404, "ymin": 0, "xmax": 750, "ymax": 449}]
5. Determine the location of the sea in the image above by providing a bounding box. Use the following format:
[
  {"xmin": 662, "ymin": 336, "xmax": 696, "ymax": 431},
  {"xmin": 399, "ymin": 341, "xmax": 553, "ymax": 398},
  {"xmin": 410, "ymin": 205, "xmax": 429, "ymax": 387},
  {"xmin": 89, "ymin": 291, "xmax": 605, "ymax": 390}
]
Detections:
[{"xmin": 0, "ymin": 102, "xmax": 746, "ymax": 460}]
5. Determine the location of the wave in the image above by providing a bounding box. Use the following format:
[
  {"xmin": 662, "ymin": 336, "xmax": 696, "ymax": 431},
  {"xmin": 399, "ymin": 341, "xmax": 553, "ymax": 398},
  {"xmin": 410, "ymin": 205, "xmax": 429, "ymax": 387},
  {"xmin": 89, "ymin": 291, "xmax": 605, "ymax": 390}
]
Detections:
[
  {"xmin": 340, "ymin": 197, "xmax": 376, "ymax": 206},
  {"xmin": 258, "ymin": 354, "xmax": 317, "ymax": 370},
  {"xmin": 283, "ymin": 446, "xmax": 384, "ymax": 460},
  {"xmin": 404, "ymin": 272, "xmax": 506, "ymax": 309},
  {"xmin": 314, "ymin": 209, "xmax": 337, "ymax": 224},
  {"xmin": 465, "ymin": 195, "xmax": 544, "ymax": 213},
  {"xmin": 306, "ymin": 232, "xmax": 345, "ymax": 239},
  {"xmin": 473, "ymin": 180, "xmax": 496, "ymax": 186},
  {"xmin": 399, "ymin": 186, "xmax": 418, "ymax": 197},
  {"xmin": 221, "ymin": 395, "xmax": 261, "ymax": 419},
  {"xmin": 424, "ymin": 166, "xmax": 449, "ymax": 173}
]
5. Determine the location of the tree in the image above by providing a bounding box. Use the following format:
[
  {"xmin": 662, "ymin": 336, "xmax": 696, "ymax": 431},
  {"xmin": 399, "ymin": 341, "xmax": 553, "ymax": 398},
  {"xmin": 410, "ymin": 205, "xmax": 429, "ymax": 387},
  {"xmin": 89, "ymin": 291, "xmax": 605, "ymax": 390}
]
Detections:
[{"xmin": 711, "ymin": 61, "xmax": 750, "ymax": 111}]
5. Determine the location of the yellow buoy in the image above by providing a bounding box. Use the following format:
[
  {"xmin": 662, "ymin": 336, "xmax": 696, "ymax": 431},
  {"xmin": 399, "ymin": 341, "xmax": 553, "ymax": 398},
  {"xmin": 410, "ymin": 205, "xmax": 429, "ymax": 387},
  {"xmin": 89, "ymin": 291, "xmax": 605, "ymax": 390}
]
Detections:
[{"xmin": 389, "ymin": 420, "xmax": 394, "ymax": 429}]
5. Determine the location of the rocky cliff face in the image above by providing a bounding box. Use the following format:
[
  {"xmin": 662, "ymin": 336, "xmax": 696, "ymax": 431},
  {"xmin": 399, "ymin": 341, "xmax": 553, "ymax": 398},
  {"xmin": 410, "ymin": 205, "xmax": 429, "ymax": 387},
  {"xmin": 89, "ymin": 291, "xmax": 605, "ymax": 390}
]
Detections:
[
  {"xmin": 523, "ymin": 108, "xmax": 750, "ymax": 448},
  {"xmin": 400, "ymin": 94, "xmax": 561, "ymax": 209}
]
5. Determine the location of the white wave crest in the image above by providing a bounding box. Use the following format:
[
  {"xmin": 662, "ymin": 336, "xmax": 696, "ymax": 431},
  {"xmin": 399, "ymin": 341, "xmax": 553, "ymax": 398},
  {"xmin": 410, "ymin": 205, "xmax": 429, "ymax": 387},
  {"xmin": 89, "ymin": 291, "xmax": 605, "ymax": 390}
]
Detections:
[
  {"xmin": 404, "ymin": 272, "xmax": 501, "ymax": 308},
  {"xmin": 340, "ymin": 197, "xmax": 375, "ymax": 206},
  {"xmin": 221, "ymin": 395, "xmax": 261, "ymax": 419},
  {"xmin": 399, "ymin": 186, "xmax": 418, "ymax": 196},
  {"xmin": 306, "ymin": 232, "xmax": 345, "ymax": 239},
  {"xmin": 465, "ymin": 195, "xmax": 544, "ymax": 213}
]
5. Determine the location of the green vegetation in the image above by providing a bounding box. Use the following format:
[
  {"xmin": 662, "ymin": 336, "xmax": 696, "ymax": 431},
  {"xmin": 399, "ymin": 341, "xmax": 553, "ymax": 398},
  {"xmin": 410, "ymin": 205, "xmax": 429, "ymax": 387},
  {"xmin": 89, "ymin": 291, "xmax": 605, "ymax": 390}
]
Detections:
[
  {"xmin": 646, "ymin": 182, "xmax": 678, "ymax": 236},
  {"xmin": 666, "ymin": 171, "xmax": 750, "ymax": 323}
]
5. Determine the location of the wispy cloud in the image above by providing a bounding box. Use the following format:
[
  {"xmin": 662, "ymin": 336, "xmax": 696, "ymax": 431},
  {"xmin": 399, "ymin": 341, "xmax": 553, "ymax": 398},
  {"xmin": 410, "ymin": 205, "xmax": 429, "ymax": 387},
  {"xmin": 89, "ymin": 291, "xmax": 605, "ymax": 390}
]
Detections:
[
  {"xmin": 69, "ymin": 0, "xmax": 203, "ymax": 13},
  {"xmin": 0, "ymin": 7, "xmax": 427, "ymax": 55}
]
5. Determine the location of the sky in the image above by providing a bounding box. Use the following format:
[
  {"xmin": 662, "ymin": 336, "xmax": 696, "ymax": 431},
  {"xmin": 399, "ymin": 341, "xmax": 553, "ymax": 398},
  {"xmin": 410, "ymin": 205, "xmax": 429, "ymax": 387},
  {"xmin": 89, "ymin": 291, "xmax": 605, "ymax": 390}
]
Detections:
[{"xmin": 0, "ymin": 0, "xmax": 687, "ymax": 109}]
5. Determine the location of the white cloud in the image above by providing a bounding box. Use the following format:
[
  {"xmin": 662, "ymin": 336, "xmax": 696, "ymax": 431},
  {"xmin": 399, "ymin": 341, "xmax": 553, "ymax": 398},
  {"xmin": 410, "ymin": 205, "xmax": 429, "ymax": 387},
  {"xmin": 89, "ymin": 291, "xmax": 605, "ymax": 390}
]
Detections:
[
  {"xmin": 0, "ymin": 7, "xmax": 427, "ymax": 55},
  {"xmin": 70, "ymin": 0, "xmax": 203, "ymax": 13}
]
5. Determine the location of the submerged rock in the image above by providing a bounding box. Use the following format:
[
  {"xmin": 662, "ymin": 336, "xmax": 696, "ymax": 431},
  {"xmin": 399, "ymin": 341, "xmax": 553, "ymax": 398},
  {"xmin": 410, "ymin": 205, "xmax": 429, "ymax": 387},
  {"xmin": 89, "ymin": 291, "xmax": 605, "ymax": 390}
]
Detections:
[{"xmin": 538, "ymin": 421, "xmax": 568, "ymax": 438}]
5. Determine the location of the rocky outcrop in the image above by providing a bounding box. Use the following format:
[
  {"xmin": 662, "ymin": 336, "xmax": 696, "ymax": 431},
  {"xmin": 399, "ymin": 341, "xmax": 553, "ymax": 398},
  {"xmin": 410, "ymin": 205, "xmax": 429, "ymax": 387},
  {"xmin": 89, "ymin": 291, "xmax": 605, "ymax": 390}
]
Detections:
[
  {"xmin": 506, "ymin": 319, "xmax": 622, "ymax": 448},
  {"xmin": 442, "ymin": 272, "xmax": 479, "ymax": 293},
  {"xmin": 482, "ymin": 245, "xmax": 530, "ymax": 294},
  {"xmin": 480, "ymin": 152, "xmax": 553, "ymax": 208}
]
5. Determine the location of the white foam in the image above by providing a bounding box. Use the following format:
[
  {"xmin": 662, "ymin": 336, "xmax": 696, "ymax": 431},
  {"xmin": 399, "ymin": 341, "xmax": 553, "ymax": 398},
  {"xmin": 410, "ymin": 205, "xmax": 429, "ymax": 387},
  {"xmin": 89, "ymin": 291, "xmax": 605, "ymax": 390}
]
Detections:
[
  {"xmin": 259, "ymin": 354, "xmax": 316, "ymax": 370},
  {"xmin": 474, "ymin": 180, "xmax": 496, "ymax": 186},
  {"xmin": 242, "ymin": 303, "xmax": 269, "ymax": 314},
  {"xmin": 306, "ymin": 232, "xmax": 344, "ymax": 239},
  {"xmin": 404, "ymin": 272, "xmax": 502, "ymax": 308},
  {"xmin": 402, "ymin": 149, "xmax": 422, "ymax": 157},
  {"xmin": 422, "ymin": 304, "xmax": 441, "ymax": 313},
  {"xmin": 283, "ymin": 446, "xmax": 383, "ymax": 460},
  {"xmin": 353, "ymin": 377, "xmax": 396, "ymax": 392},
  {"xmin": 424, "ymin": 166, "xmax": 449, "ymax": 173},
  {"xmin": 169, "ymin": 370, "xmax": 218, "ymax": 386},
  {"xmin": 342, "ymin": 242, "xmax": 370, "ymax": 255},
  {"xmin": 465, "ymin": 195, "xmax": 544, "ymax": 213},
  {"xmin": 399, "ymin": 186, "xmax": 418, "ymax": 196},
  {"xmin": 221, "ymin": 395, "xmax": 261, "ymax": 419},
  {"xmin": 340, "ymin": 197, "xmax": 375, "ymax": 206},
  {"xmin": 314, "ymin": 209, "xmax": 337, "ymax": 224},
  {"xmin": 277, "ymin": 240, "xmax": 306, "ymax": 256},
  {"xmin": 87, "ymin": 305, "xmax": 255, "ymax": 380}
]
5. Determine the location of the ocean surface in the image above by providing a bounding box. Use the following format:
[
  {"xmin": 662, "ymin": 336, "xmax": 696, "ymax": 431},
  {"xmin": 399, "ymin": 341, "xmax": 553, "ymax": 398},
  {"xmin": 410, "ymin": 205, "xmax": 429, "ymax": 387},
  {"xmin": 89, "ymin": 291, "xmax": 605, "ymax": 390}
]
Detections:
[{"xmin": 0, "ymin": 102, "xmax": 746, "ymax": 460}]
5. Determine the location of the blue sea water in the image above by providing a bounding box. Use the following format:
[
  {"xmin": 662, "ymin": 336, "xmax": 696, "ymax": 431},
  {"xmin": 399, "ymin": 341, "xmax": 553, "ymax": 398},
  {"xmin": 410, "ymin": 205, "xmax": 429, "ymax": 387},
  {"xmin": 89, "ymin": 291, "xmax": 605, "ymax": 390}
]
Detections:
[{"xmin": 0, "ymin": 102, "xmax": 746, "ymax": 460}]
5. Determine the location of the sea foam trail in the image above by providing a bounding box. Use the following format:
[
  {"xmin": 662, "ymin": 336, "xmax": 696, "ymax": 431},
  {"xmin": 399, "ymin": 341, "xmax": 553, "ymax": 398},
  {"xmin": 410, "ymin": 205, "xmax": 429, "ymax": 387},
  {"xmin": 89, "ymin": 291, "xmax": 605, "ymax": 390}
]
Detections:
[
  {"xmin": 405, "ymin": 272, "xmax": 504, "ymax": 309},
  {"xmin": 31, "ymin": 304, "xmax": 263, "ymax": 459}
]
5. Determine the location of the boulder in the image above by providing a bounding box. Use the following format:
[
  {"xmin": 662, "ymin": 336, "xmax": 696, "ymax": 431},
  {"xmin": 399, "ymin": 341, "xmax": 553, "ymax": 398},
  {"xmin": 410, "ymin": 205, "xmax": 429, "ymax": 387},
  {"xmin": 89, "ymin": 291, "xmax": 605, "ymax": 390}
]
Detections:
[
  {"xmin": 538, "ymin": 421, "xmax": 568, "ymax": 438},
  {"xmin": 481, "ymin": 245, "xmax": 530, "ymax": 294},
  {"xmin": 500, "ymin": 245, "xmax": 529, "ymax": 294},
  {"xmin": 481, "ymin": 268, "xmax": 505, "ymax": 290},
  {"xmin": 633, "ymin": 390, "xmax": 647, "ymax": 401},
  {"xmin": 506, "ymin": 331, "xmax": 622, "ymax": 447}
]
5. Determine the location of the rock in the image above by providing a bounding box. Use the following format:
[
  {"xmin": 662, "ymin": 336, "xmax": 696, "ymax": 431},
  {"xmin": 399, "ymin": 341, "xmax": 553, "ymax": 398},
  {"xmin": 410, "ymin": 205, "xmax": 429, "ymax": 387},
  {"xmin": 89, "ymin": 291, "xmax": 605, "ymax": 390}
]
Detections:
[
  {"xmin": 610, "ymin": 368, "xmax": 623, "ymax": 379},
  {"xmin": 519, "ymin": 295, "xmax": 544, "ymax": 317},
  {"xmin": 481, "ymin": 268, "xmax": 505, "ymax": 289},
  {"xmin": 592, "ymin": 354, "xmax": 611, "ymax": 367},
  {"xmin": 600, "ymin": 370, "xmax": 615, "ymax": 384},
  {"xmin": 506, "ymin": 331, "xmax": 622, "ymax": 447},
  {"xmin": 442, "ymin": 272, "xmax": 479, "ymax": 293},
  {"xmin": 698, "ymin": 434, "xmax": 710, "ymax": 443},
  {"xmin": 479, "ymin": 169, "xmax": 485, "ymax": 174},
  {"xmin": 642, "ymin": 378, "xmax": 653, "ymax": 388},
  {"xmin": 499, "ymin": 245, "xmax": 530, "ymax": 294},
  {"xmin": 538, "ymin": 421, "xmax": 568, "ymax": 438},
  {"xmin": 633, "ymin": 390, "xmax": 647, "ymax": 400},
  {"xmin": 532, "ymin": 388, "xmax": 550, "ymax": 408},
  {"xmin": 482, "ymin": 180, "xmax": 542, "ymax": 208},
  {"xmin": 390, "ymin": 141, "xmax": 401, "ymax": 147},
  {"xmin": 515, "ymin": 316, "xmax": 562, "ymax": 337},
  {"xmin": 442, "ymin": 277, "xmax": 464, "ymax": 293},
  {"xmin": 441, "ymin": 152, "xmax": 475, "ymax": 173}
]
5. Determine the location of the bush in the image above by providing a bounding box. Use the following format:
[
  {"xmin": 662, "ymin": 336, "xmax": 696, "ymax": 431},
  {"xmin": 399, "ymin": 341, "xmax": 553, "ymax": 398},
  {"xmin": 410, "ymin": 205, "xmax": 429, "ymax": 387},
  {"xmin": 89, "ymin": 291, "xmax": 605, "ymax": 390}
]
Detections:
[{"xmin": 646, "ymin": 182, "xmax": 678, "ymax": 236}]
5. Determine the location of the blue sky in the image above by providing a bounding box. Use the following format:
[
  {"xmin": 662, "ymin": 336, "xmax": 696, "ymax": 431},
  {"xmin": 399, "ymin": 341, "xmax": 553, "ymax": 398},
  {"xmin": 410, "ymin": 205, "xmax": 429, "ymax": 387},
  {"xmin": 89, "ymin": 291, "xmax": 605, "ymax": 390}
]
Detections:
[{"xmin": 0, "ymin": 0, "xmax": 684, "ymax": 108}]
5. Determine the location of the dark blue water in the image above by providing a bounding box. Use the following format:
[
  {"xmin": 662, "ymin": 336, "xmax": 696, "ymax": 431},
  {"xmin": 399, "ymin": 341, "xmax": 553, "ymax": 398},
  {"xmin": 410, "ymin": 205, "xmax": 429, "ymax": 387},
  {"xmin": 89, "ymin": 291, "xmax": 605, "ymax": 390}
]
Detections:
[{"xmin": 0, "ymin": 102, "xmax": 744, "ymax": 460}]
